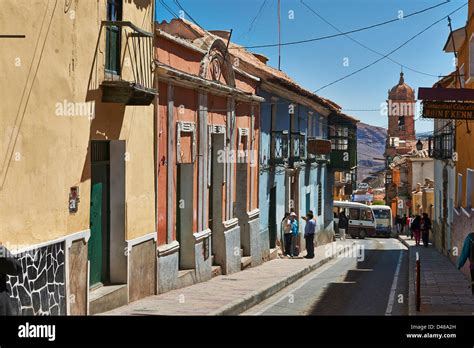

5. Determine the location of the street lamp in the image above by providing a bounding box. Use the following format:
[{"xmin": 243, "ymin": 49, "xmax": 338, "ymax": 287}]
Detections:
[{"xmin": 416, "ymin": 139, "xmax": 423, "ymax": 151}]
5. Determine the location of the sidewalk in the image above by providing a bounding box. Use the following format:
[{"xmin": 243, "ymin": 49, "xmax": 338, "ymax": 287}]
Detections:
[
  {"xmin": 102, "ymin": 240, "xmax": 355, "ymax": 315},
  {"xmin": 399, "ymin": 235, "xmax": 474, "ymax": 315}
]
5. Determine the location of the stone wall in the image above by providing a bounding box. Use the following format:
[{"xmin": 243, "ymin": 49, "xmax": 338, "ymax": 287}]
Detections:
[{"xmin": 7, "ymin": 242, "xmax": 66, "ymax": 315}]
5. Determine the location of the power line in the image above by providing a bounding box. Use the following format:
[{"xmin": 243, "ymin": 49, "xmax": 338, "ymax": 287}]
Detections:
[
  {"xmin": 158, "ymin": 0, "xmax": 179, "ymax": 18},
  {"xmin": 314, "ymin": 2, "xmax": 467, "ymax": 92},
  {"xmin": 230, "ymin": 0, "xmax": 451, "ymax": 50},
  {"xmin": 300, "ymin": 0, "xmax": 445, "ymax": 78},
  {"xmin": 173, "ymin": 0, "xmax": 202, "ymax": 28},
  {"xmin": 248, "ymin": 0, "xmax": 268, "ymax": 35}
]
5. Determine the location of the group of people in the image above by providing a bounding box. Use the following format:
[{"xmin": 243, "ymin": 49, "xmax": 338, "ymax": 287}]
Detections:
[
  {"xmin": 396, "ymin": 213, "xmax": 432, "ymax": 247},
  {"xmin": 281, "ymin": 210, "xmax": 317, "ymax": 259}
]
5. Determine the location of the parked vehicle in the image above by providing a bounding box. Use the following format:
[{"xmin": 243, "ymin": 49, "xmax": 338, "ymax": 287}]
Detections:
[
  {"xmin": 333, "ymin": 201, "xmax": 376, "ymax": 239},
  {"xmin": 371, "ymin": 205, "xmax": 393, "ymax": 238}
]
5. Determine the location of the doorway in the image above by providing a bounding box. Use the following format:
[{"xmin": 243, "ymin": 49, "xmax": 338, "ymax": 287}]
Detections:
[
  {"xmin": 89, "ymin": 141, "xmax": 110, "ymax": 288},
  {"xmin": 269, "ymin": 186, "xmax": 277, "ymax": 248},
  {"xmin": 89, "ymin": 140, "xmax": 127, "ymax": 288},
  {"xmin": 209, "ymin": 133, "xmax": 225, "ymax": 260},
  {"xmin": 177, "ymin": 163, "xmax": 194, "ymax": 269}
]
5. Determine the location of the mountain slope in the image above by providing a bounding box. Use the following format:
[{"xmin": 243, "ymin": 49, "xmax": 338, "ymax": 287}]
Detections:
[{"xmin": 357, "ymin": 122, "xmax": 387, "ymax": 182}]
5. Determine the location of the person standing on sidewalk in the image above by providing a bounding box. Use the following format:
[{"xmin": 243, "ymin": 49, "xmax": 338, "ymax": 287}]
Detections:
[
  {"xmin": 411, "ymin": 215, "xmax": 421, "ymax": 246},
  {"xmin": 0, "ymin": 243, "xmax": 21, "ymax": 315},
  {"xmin": 289, "ymin": 212, "xmax": 299, "ymax": 257},
  {"xmin": 457, "ymin": 232, "xmax": 474, "ymax": 295},
  {"xmin": 338, "ymin": 211, "xmax": 348, "ymax": 241},
  {"xmin": 421, "ymin": 213, "xmax": 432, "ymax": 248},
  {"xmin": 304, "ymin": 211, "xmax": 316, "ymax": 259},
  {"xmin": 282, "ymin": 212, "xmax": 292, "ymax": 257}
]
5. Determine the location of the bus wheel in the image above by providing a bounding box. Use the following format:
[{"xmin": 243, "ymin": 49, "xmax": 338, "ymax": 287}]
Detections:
[{"xmin": 359, "ymin": 230, "xmax": 366, "ymax": 239}]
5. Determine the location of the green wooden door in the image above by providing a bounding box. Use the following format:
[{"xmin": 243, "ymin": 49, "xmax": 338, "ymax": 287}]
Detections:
[{"xmin": 89, "ymin": 182, "xmax": 103, "ymax": 286}]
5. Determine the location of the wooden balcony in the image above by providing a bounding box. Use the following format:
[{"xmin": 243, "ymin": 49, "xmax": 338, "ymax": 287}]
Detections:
[{"xmin": 99, "ymin": 21, "xmax": 156, "ymax": 105}]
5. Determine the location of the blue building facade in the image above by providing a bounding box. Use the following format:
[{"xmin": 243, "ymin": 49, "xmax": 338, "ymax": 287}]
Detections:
[{"xmin": 258, "ymin": 87, "xmax": 334, "ymax": 256}]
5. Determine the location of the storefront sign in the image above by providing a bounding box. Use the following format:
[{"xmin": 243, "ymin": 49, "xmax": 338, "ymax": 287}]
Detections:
[
  {"xmin": 307, "ymin": 139, "xmax": 331, "ymax": 155},
  {"xmin": 421, "ymin": 101, "xmax": 474, "ymax": 120}
]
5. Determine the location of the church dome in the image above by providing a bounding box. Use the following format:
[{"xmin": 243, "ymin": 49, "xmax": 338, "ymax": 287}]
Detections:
[{"xmin": 388, "ymin": 72, "xmax": 415, "ymax": 100}]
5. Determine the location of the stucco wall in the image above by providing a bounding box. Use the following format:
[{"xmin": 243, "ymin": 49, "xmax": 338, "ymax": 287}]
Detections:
[{"xmin": 0, "ymin": 0, "xmax": 155, "ymax": 246}]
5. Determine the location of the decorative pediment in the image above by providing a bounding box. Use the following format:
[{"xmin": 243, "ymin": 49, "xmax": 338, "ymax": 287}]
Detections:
[{"xmin": 200, "ymin": 39, "xmax": 236, "ymax": 88}]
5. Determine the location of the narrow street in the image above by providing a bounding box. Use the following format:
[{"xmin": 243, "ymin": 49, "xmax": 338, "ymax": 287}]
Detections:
[{"xmin": 243, "ymin": 238, "xmax": 408, "ymax": 316}]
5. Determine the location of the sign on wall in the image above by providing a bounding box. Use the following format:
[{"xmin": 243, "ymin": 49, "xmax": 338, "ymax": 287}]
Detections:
[
  {"xmin": 307, "ymin": 139, "xmax": 331, "ymax": 155},
  {"xmin": 421, "ymin": 101, "xmax": 474, "ymax": 120}
]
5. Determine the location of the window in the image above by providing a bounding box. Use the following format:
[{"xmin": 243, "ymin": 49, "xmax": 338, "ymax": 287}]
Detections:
[
  {"xmin": 105, "ymin": 0, "xmax": 123, "ymax": 75},
  {"xmin": 373, "ymin": 209, "xmax": 391, "ymax": 219},
  {"xmin": 299, "ymin": 133, "xmax": 306, "ymax": 158},
  {"xmin": 398, "ymin": 116, "xmax": 405, "ymax": 131},
  {"xmin": 349, "ymin": 208, "xmax": 360, "ymax": 220},
  {"xmin": 457, "ymin": 173, "xmax": 463, "ymax": 208},
  {"xmin": 270, "ymin": 131, "xmax": 288, "ymax": 160},
  {"xmin": 331, "ymin": 138, "xmax": 348, "ymax": 150},
  {"xmin": 271, "ymin": 104, "xmax": 277, "ymax": 132},
  {"xmin": 307, "ymin": 113, "xmax": 318, "ymax": 138},
  {"xmin": 466, "ymin": 169, "xmax": 474, "ymax": 209},
  {"xmin": 330, "ymin": 126, "xmax": 348, "ymax": 137},
  {"xmin": 361, "ymin": 209, "xmax": 373, "ymax": 221}
]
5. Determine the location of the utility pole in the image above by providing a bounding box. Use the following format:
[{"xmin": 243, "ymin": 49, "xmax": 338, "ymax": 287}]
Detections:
[{"xmin": 278, "ymin": 0, "xmax": 281, "ymax": 70}]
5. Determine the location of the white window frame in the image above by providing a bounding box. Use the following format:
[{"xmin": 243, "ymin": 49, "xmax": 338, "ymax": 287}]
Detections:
[
  {"xmin": 466, "ymin": 168, "xmax": 474, "ymax": 209},
  {"xmin": 457, "ymin": 173, "xmax": 463, "ymax": 208},
  {"xmin": 468, "ymin": 33, "xmax": 474, "ymax": 82}
]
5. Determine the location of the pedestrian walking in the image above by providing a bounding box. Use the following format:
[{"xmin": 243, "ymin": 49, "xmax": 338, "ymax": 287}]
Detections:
[
  {"xmin": 401, "ymin": 214, "xmax": 407, "ymax": 235},
  {"xmin": 281, "ymin": 212, "xmax": 292, "ymax": 257},
  {"xmin": 395, "ymin": 215, "xmax": 402, "ymax": 235},
  {"xmin": 421, "ymin": 213, "xmax": 432, "ymax": 248},
  {"xmin": 338, "ymin": 211, "xmax": 348, "ymax": 241},
  {"xmin": 304, "ymin": 211, "xmax": 316, "ymax": 259},
  {"xmin": 457, "ymin": 232, "xmax": 474, "ymax": 295},
  {"xmin": 289, "ymin": 212, "xmax": 299, "ymax": 257},
  {"xmin": 411, "ymin": 215, "xmax": 421, "ymax": 246},
  {"xmin": 0, "ymin": 243, "xmax": 21, "ymax": 315},
  {"xmin": 408, "ymin": 215, "xmax": 415, "ymax": 239}
]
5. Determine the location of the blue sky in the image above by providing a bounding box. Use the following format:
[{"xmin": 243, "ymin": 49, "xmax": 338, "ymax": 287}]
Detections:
[{"xmin": 155, "ymin": 0, "xmax": 468, "ymax": 132}]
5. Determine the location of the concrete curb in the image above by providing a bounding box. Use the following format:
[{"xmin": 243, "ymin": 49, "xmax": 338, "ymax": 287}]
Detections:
[
  {"xmin": 211, "ymin": 241, "xmax": 356, "ymax": 315},
  {"xmin": 398, "ymin": 236, "xmax": 416, "ymax": 316}
]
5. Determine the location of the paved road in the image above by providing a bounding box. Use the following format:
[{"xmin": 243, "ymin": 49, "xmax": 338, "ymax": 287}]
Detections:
[{"xmin": 242, "ymin": 238, "xmax": 408, "ymax": 315}]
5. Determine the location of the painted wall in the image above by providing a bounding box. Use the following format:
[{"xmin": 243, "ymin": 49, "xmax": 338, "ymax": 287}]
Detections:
[{"xmin": 0, "ymin": 0, "xmax": 156, "ymax": 247}]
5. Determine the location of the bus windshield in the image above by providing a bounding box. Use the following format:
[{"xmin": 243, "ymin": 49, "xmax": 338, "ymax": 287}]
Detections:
[{"xmin": 373, "ymin": 209, "xmax": 391, "ymax": 219}]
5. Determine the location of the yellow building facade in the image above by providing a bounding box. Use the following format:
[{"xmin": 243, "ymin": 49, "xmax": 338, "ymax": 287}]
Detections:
[{"xmin": 0, "ymin": 0, "xmax": 157, "ymax": 315}]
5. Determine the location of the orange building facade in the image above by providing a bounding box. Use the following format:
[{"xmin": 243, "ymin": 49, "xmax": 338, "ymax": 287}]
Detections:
[{"xmin": 154, "ymin": 20, "xmax": 262, "ymax": 292}]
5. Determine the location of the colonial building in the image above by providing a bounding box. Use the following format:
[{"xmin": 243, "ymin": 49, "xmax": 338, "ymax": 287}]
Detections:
[
  {"xmin": 0, "ymin": 0, "xmax": 157, "ymax": 314},
  {"xmin": 328, "ymin": 113, "xmax": 359, "ymax": 203},
  {"xmin": 384, "ymin": 73, "xmax": 433, "ymax": 217},
  {"xmin": 439, "ymin": 4, "xmax": 474, "ymax": 277},
  {"xmin": 427, "ymin": 72, "xmax": 457, "ymax": 255},
  {"xmin": 253, "ymin": 61, "xmax": 344, "ymax": 252},
  {"xmin": 154, "ymin": 19, "xmax": 262, "ymax": 291}
]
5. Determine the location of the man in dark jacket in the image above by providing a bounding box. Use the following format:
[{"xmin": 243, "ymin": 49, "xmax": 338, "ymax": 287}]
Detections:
[
  {"xmin": 338, "ymin": 211, "xmax": 348, "ymax": 241},
  {"xmin": 0, "ymin": 244, "xmax": 21, "ymax": 315}
]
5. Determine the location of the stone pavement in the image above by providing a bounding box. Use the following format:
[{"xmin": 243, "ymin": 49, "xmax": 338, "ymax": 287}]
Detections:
[
  {"xmin": 399, "ymin": 235, "xmax": 474, "ymax": 315},
  {"xmin": 102, "ymin": 240, "xmax": 355, "ymax": 315}
]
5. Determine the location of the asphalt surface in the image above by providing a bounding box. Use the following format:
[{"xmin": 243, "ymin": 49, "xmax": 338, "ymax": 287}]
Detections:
[{"xmin": 242, "ymin": 238, "xmax": 408, "ymax": 315}]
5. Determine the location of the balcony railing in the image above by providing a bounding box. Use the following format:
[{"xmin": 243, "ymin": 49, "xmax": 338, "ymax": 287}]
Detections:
[
  {"xmin": 98, "ymin": 21, "xmax": 156, "ymax": 105},
  {"xmin": 429, "ymin": 133, "xmax": 454, "ymax": 160},
  {"xmin": 270, "ymin": 130, "xmax": 288, "ymax": 163}
]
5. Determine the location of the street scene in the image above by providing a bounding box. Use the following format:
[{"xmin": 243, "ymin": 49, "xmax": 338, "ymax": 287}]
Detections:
[{"xmin": 1, "ymin": 0, "xmax": 474, "ymax": 326}]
